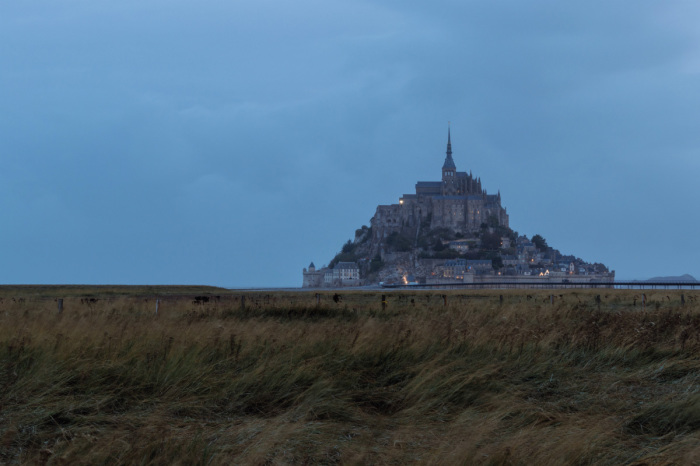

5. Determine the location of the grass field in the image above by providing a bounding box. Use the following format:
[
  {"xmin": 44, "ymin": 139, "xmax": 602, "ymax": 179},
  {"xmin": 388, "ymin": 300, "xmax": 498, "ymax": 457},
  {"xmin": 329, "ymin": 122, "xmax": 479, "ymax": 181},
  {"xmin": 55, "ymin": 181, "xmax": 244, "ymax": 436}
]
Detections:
[{"xmin": 2, "ymin": 286, "xmax": 700, "ymax": 464}]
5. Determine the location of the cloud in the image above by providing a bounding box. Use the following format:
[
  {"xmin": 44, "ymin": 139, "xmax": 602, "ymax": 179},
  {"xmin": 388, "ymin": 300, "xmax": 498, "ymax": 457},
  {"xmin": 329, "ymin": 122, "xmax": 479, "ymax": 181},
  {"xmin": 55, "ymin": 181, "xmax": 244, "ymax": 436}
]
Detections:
[{"xmin": 0, "ymin": 1, "xmax": 699, "ymax": 284}]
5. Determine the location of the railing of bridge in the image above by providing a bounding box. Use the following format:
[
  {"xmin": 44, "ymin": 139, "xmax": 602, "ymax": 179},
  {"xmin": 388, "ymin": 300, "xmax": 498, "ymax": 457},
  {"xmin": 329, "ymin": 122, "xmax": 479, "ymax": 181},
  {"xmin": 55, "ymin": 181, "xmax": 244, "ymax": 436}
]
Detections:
[{"xmin": 381, "ymin": 281, "xmax": 700, "ymax": 290}]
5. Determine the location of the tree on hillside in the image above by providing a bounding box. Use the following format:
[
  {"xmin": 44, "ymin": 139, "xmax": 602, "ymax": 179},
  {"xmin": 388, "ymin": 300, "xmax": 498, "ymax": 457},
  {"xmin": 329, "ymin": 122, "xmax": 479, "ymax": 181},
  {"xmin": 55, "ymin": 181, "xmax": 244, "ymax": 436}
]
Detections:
[
  {"xmin": 531, "ymin": 234, "xmax": 548, "ymax": 251},
  {"xmin": 481, "ymin": 231, "xmax": 501, "ymax": 250},
  {"xmin": 342, "ymin": 240, "xmax": 356, "ymax": 254},
  {"xmin": 330, "ymin": 252, "xmax": 357, "ymax": 268}
]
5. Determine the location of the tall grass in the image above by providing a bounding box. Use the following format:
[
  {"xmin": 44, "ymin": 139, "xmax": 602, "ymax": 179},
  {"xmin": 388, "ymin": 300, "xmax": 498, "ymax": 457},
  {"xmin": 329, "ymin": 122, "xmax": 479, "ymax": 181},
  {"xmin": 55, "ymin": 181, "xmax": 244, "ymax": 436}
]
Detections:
[{"xmin": 1, "ymin": 288, "xmax": 699, "ymax": 464}]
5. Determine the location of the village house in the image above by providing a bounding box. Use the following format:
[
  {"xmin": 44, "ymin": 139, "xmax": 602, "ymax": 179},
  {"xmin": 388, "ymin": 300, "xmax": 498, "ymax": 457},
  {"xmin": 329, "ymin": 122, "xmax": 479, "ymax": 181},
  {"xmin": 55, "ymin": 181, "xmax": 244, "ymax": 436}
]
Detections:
[
  {"xmin": 448, "ymin": 239, "xmax": 470, "ymax": 253},
  {"xmin": 467, "ymin": 260, "xmax": 493, "ymax": 275},
  {"xmin": 302, "ymin": 261, "xmax": 360, "ymax": 288}
]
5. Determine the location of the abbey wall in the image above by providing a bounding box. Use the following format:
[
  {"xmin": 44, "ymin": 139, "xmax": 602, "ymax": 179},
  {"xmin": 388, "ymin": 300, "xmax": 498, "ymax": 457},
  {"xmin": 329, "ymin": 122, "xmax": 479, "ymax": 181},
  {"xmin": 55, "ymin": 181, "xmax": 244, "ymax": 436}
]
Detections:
[{"xmin": 370, "ymin": 127, "xmax": 508, "ymax": 253}]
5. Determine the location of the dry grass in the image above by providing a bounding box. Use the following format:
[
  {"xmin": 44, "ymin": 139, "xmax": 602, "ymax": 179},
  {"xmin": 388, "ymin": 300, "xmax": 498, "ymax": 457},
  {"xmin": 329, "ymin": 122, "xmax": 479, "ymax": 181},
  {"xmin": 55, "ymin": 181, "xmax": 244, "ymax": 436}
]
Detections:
[{"xmin": 2, "ymin": 287, "xmax": 700, "ymax": 464}]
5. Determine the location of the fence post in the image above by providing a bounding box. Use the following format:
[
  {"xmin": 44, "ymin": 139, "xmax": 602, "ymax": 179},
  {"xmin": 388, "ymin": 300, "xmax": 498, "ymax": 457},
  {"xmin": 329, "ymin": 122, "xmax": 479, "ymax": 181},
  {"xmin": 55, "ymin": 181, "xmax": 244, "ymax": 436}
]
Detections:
[
  {"xmin": 155, "ymin": 299, "xmax": 160, "ymax": 315},
  {"xmin": 240, "ymin": 295, "xmax": 246, "ymax": 311},
  {"xmin": 57, "ymin": 298, "xmax": 63, "ymax": 314},
  {"xmin": 681, "ymin": 294, "xmax": 685, "ymax": 305},
  {"xmin": 381, "ymin": 295, "xmax": 386, "ymax": 311}
]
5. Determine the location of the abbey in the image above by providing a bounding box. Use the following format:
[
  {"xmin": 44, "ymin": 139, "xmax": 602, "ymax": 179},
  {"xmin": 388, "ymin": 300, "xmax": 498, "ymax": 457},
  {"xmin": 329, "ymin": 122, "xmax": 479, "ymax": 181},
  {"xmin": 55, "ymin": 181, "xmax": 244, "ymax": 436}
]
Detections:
[
  {"xmin": 303, "ymin": 126, "xmax": 614, "ymax": 287},
  {"xmin": 370, "ymin": 127, "xmax": 509, "ymax": 244}
]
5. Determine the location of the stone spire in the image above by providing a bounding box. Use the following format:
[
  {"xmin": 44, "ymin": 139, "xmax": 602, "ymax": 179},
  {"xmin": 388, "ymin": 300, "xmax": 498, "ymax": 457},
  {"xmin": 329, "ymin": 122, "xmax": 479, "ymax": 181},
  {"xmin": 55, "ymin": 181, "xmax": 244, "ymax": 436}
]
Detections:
[
  {"xmin": 447, "ymin": 124, "xmax": 452, "ymax": 154},
  {"xmin": 442, "ymin": 123, "xmax": 456, "ymax": 170}
]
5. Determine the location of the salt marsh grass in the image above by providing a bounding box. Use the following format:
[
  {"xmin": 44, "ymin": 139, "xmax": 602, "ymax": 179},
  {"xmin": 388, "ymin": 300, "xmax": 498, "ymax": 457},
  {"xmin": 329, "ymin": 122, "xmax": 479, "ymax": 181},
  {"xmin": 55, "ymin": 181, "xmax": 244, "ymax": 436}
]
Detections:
[{"xmin": 1, "ymin": 287, "xmax": 699, "ymax": 464}]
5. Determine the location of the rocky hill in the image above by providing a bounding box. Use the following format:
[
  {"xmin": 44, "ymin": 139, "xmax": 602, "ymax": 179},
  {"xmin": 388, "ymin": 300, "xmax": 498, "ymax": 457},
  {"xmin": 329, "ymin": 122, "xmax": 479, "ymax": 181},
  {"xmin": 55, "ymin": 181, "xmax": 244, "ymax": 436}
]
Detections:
[
  {"xmin": 307, "ymin": 128, "xmax": 613, "ymax": 286},
  {"xmin": 641, "ymin": 274, "xmax": 698, "ymax": 283},
  {"xmin": 331, "ymin": 222, "xmax": 611, "ymax": 285}
]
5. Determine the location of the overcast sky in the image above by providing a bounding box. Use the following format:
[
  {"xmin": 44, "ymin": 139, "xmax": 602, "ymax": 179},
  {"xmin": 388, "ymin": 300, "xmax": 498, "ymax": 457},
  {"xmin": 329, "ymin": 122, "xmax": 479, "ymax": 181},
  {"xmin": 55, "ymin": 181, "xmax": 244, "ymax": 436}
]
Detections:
[{"xmin": 2, "ymin": 1, "xmax": 699, "ymax": 286}]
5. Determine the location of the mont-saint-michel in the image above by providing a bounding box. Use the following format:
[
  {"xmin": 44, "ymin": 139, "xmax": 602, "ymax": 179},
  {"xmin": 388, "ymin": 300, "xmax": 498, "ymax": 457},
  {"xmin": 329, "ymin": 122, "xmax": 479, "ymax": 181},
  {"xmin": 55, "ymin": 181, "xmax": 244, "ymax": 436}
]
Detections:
[{"xmin": 304, "ymin": 127, "xmax": 614, "ymax": 287}]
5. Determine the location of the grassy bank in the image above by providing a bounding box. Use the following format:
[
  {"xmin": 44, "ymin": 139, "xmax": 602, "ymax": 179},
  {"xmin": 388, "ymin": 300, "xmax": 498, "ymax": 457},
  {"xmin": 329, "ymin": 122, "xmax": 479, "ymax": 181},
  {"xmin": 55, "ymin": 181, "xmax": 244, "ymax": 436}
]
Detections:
[{"xmin": 2, "ymin": 288, "xmax": 700, "ymax": 464}]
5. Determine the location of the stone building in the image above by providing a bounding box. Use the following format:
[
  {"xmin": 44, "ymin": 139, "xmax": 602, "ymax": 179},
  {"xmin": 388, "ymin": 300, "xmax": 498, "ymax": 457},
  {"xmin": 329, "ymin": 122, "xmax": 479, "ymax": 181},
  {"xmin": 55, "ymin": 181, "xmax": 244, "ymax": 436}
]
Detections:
[
  {"xmin": 466, "ymin": 259, "xmax": 493, "ymax": 275},
  {"xmin": 370, "ymin": 126, "xmax": 509, "ymax": 254},
  {"xmin": 324, "ymin": 262, "xmax": 360, "ymax": 287},
  {"xmin": 302, "ymin": 262, "xmax": 324, "ymax": 288},
  {"xmin": 302, "ymin": 261, "xmax": 360, "ymax": 288},
  {"xmin": 444, "ymin": 259, "xmax": 467, "ymax": 279}
]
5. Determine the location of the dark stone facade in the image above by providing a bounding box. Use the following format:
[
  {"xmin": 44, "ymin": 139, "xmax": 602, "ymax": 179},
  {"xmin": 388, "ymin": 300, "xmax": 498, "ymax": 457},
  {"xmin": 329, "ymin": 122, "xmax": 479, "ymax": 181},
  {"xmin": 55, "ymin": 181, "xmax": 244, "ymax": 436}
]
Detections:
[{"xmin": 370, "ymin": 127, "xmax": 509, "ymax": 253}]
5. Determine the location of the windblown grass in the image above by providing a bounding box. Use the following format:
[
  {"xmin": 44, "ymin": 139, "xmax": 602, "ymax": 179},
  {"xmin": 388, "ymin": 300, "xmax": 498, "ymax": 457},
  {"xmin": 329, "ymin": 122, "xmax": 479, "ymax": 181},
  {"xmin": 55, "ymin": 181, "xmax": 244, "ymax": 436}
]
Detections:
[{"xmin": 1, "ymin": 288, "xmax": 700, "ymax": 464}]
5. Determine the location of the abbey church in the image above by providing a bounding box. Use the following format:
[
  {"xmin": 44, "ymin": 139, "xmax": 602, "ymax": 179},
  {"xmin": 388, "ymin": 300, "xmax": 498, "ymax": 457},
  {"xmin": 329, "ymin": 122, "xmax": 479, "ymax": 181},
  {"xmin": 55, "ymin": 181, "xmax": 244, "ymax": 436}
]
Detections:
[{"xmin": 370, "ymin": 126, "xmax": 509, "ymax": 244}]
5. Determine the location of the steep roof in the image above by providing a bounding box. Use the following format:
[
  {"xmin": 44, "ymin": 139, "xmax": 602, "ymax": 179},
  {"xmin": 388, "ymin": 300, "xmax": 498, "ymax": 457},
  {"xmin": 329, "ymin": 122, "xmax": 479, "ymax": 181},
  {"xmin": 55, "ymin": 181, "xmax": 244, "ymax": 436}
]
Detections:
[
  {"xmin": 442, "ymin": 126, "xmax": 456, "ymax": 170},
  {"xmin": 335, "ymin": 262, "xmax": 359, "ymax": 270},
  {"xmin": 445, "ymin": 259, "xmax": 467, "ymax": 267},
  {"xmin": 467, "ymin": 260, "xmax": 493, "ymax": 266}
]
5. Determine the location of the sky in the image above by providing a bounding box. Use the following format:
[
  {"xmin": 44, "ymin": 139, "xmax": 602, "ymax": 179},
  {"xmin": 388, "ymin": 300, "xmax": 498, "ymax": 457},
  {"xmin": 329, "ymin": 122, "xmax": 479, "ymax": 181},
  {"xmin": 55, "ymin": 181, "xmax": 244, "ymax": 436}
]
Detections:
[{"xmin": 1, "ymin": 1, "xmax": 699, "ymax": 287}]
